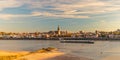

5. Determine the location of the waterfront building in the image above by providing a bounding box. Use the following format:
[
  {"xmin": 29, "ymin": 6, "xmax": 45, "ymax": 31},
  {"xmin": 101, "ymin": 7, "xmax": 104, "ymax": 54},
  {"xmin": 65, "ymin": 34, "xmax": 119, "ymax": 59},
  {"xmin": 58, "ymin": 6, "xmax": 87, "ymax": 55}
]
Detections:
[
  {"xmin": 109, "ymin": 34, "xmax": 114, "ymax": 38},
  {"xmin": 57, "ymin": 25, "xmax": 61, "ymax": 35},
  {"xmin": 48, "ymin": 25, "xmax": 61, "ymax": 36},
  {"xmin": 109, "ymin": 34, "xmax": 120, "ymax": 38},
  {"xmin": 79, "ymin": 30, "xmax": 85, "ymax": 34},
  {"xmin": 1, "ymin": 28, "xmax": 120, "ymax": 39},
  {"xmin": 117, "ymin": 29, "xmax": 120, "ymax": 32}
]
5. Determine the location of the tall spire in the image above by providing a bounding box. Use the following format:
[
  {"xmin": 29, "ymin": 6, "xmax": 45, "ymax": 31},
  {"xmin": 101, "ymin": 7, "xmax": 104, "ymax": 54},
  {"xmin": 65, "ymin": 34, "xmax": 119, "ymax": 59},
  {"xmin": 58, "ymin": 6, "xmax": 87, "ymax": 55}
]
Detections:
[
  {"xmin": 57, "ymin": 25, "xmax": 60, "ymax": 31},
  {"xmin": 57, "ymin": 25, "xmax": 60, "ymax": 35}
]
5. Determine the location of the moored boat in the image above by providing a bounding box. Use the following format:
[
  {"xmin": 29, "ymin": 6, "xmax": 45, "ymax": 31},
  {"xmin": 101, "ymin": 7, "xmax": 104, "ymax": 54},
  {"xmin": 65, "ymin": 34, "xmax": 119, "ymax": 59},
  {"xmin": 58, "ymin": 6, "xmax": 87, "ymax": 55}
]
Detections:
[{"xmin": 60, "ymin": 40, "xmax": 94, "ymax": 44}]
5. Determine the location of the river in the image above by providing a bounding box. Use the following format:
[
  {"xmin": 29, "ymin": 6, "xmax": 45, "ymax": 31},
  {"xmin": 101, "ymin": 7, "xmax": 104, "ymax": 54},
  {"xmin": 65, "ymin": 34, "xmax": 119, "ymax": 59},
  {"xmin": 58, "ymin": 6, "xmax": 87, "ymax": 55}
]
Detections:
[{"xmin": 0, "ymin": 40, "xmax": 120, "ymax": 60}]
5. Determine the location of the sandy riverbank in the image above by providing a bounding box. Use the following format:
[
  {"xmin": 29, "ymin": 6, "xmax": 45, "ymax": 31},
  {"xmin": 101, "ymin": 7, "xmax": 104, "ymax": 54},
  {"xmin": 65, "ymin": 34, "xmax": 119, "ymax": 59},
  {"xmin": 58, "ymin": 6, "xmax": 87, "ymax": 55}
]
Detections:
[{"xmin": 0, "ymin": 48, "xmax": 92, "ymax": 60}]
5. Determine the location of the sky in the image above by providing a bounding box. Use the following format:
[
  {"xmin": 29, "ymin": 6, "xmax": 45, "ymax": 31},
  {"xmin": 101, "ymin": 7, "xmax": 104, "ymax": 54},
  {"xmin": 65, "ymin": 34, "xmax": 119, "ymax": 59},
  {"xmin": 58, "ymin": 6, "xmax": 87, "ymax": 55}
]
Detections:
[{"xmin": 0, "ymin": 0, "xmax": 120, "ymax": 32}]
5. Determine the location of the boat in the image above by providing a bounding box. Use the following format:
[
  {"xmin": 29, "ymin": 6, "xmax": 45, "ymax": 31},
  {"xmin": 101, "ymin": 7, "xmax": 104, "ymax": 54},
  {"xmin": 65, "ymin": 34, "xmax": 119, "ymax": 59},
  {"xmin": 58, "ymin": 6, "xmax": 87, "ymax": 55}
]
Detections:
[{"xmin": 60, "ymin": 40, "xmax": 94, "ymax": 44}]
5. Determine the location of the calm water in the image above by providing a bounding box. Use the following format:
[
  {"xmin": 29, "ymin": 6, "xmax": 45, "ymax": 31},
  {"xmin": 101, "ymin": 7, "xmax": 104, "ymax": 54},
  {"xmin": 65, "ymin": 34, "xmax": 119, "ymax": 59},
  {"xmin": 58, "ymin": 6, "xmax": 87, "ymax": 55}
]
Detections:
[{"xmin": 0, "ymin": 40, "xmax": 120, "ymax": 60}]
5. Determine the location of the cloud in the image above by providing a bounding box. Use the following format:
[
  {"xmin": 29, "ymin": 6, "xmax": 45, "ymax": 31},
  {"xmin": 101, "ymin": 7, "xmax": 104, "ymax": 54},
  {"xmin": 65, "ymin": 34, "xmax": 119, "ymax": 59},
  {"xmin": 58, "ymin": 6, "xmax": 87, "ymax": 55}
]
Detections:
[
  {"xmin": 53, "ymin": 0, "xmax": 120, "ymax": 14},
  {"xmin": 31, "ymin": 11, "xmax": 89, "ymax": 18},
  {"xmin": 21, "ymin": 0, "xmax": 120, "ymax": 18},
  {"xmin": 0, "ymin": 14, "xmax": 14, "ymax": 20},
  {"xmin": 31, "ymin": 12, "xmax": 42, "ymax": 16},
  {"xmin": 0, "ymin": 0, "xmax": 22, "ymax": 11},
  {"xmin": 0, "ymin": 0, "xmax": 119, "ymax": 19},
  {"xmin": 0, "ymin": 11, "xmax": 89, "ymax": 20},
  {"xmin": 0, "ymin": 14, "xmax": 32, "ymax": 20}
]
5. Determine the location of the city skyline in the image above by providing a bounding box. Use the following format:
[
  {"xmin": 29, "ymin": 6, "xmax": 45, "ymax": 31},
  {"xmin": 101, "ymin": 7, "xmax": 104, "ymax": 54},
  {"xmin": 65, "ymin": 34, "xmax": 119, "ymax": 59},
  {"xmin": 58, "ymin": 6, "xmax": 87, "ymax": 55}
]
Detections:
[
  {"xmin": 0, "ymin": 25, "xmax": 120, "ymax": 33},
  {"xmin": 0, "ymin": 0, "xmax": 120, "ymax": 32}
]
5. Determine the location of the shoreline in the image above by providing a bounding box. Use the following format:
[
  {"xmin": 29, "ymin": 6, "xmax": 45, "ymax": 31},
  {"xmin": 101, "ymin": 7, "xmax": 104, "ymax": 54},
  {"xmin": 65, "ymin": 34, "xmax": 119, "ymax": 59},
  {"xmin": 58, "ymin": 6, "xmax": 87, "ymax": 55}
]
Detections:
[
  {"xmin": 0, "ymin": 48, "xmax": 92, "ymax": 60},
  {"xmin": 0, "ymin": 38, "xmax": 120, "ymax": 41}
]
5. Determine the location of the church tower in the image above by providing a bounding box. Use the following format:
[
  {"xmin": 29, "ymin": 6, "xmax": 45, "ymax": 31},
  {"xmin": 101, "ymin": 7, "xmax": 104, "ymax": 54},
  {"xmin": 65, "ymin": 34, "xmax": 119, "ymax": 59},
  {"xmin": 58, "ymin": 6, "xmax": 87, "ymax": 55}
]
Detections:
[{"xmin": 57, "ymin": 25, "xmax": 60, "ymax": 35}]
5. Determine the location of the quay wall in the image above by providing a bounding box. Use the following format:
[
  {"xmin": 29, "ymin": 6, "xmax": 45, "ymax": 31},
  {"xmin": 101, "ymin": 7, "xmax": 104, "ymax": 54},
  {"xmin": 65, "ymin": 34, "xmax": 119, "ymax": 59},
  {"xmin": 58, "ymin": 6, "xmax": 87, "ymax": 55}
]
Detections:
[{"xmin": 0, "ymin": 38, "xmax": 120, "ymax": 41}]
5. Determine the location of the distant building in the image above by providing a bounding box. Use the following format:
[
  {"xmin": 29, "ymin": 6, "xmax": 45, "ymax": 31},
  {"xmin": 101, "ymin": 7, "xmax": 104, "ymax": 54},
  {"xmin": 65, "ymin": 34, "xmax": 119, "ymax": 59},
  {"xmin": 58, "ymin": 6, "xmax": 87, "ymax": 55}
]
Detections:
[
  {"xmin": 48, "ymin": 25, "xmax": 61, "ymax": 35},
  {"xmin": 57, "ymin": 25, "xmax": 61, "ymax": 35},
  {"xmin": 117, "ymin": 29, "xmax": 120, "ymax": 32}
]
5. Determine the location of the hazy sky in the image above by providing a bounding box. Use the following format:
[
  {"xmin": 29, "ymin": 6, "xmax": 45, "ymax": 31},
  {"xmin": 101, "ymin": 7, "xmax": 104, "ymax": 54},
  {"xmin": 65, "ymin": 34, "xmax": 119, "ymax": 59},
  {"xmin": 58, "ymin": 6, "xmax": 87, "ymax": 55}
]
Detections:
[{"xmin": 0, "ymin": 0, "xmax": 120, "ymax": 32}]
